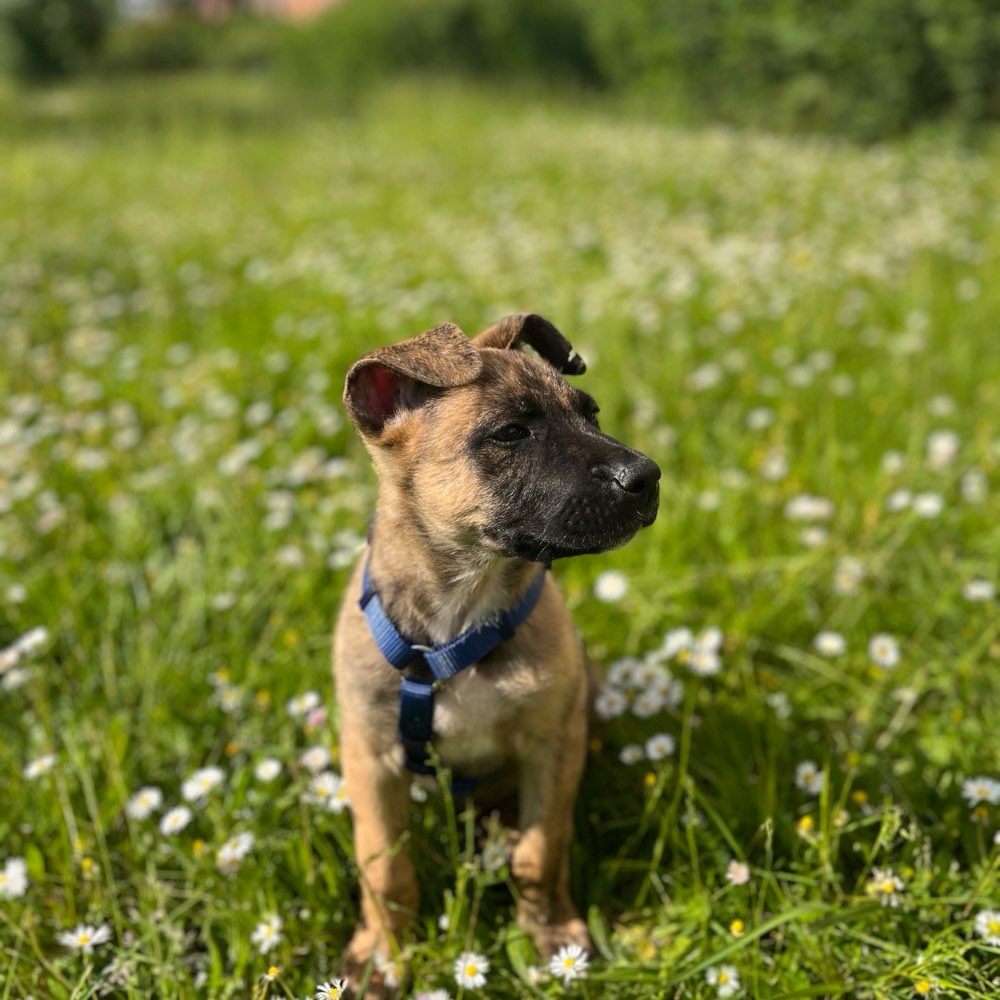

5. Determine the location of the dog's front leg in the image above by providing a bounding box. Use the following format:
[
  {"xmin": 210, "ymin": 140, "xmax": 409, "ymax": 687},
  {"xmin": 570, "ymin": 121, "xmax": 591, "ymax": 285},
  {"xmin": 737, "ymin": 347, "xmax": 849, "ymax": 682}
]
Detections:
[
  {"xmin": 512, "ymin": 702, "xmax": 592, "ymax": 957},
  {"xmin": 341, "ymin": 737, "xmax": 416, "ymax": 996}
]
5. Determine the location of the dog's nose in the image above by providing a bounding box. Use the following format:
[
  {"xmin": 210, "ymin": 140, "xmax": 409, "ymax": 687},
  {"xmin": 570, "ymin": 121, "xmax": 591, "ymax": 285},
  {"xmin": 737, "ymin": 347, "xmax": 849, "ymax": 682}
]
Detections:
[{"xmin": 593, "ymin": 454, "xmax": 661, "ymax": 499}]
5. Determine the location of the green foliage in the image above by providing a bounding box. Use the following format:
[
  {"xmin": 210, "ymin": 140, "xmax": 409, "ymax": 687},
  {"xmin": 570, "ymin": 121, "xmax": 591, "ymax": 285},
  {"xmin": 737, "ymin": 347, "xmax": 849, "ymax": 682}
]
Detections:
[
  {"xmin": 1, "ymin": 0, "xmax": 112, "ymax": 79},
  {"xmin": 275, "ymin": 0, "xmax": 601, "ymax": 97}
]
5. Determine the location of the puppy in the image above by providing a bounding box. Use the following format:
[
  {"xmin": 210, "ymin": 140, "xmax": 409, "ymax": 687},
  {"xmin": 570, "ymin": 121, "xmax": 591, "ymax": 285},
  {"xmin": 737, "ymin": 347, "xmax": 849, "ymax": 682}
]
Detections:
[{"xmin": 333, "ymin": 314, "xmax": 659, "ymax": 995}]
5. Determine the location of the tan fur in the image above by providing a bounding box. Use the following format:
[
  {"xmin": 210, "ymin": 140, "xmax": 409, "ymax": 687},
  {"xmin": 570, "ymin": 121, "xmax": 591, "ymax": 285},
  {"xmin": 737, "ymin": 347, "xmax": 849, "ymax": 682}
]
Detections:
[{"xmin": 333, "ymin": 317, "xmax": 646, "ymax": 998}]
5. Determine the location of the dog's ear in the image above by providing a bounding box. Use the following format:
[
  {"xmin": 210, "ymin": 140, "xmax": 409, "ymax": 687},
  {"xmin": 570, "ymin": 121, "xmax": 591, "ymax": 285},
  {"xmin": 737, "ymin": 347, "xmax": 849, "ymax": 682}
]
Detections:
[
  {"xmin": 344, "ymin": 323, "xmax": 482, "ymax": 437},
  {"xmin": 473, "ymin": 313, "xmax": 586, "ymax": 376}
]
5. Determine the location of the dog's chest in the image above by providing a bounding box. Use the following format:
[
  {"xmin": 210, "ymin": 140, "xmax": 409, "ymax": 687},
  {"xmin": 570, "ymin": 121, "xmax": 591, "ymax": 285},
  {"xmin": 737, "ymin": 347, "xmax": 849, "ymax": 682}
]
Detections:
[{"xmin": 430, "ymin": 657, "xmax": 541, "ymax": 768}]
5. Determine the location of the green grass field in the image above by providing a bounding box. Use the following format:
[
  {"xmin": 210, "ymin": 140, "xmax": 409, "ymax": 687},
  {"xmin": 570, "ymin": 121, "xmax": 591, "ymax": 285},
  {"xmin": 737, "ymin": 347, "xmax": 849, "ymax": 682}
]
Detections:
[{"xmin": 1, "ymin": 74, "xmax": 998, "ymax": 998}]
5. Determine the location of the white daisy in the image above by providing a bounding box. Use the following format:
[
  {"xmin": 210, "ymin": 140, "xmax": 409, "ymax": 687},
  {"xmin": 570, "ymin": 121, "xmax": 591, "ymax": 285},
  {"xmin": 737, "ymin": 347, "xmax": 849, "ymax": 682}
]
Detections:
[
  {"xmin": 181, "ymin": 766, "xmax": 225, "ymax": 803},
  {"xmin": 216, "ymin": 832, "xmax": 255, "ymax": 874},
  {"xmin": 255, "ymin": 758, "xmax": 282, "ymax": 783},
  {"xmin": 594, "ymin": 687, "xmax": 628, "ymax": 719},
  {"xmin": 287, "ymin": 691, "xmax": 321, "ymax": 718},
  {"xmin": 548, "ymin": 942, "xmax": 589, "ymax": 985},
  {"xmin": 159, "ymin": 805, "xmax": 193, "ymax": 836},
  {"xmin": 784, "ymin": 494, "xmax": 835, "ymax": 522},
  {"xmin": 868, "ymin": 633, "xmax": 900, "ymax": 669},
  {"xmin": 974, "ymin": 909, "xmax": 1000, "ymax": 947},
  {"xmin": 833, "ymin": 556, "xmax": 865, "ymax": 595},
  {"xmin": 631, "ymin": 688, "xmax": 666, "ymax": 718},
  {"xmin": 593, "ymin": 570, "xmax": 628, "ymax": 602},
  {"xmin": 866, "ymin": 867, "xmax": 905, "ymax": 908},
  {"xmin": 687, "ymin": 646, "xmax": 722, "ymax": 677},
  {"xmin": 706, "ymin": 963, "xmax": 741, "ymax": 997},
  {"xmin": 125, "ymin": 786, "xmax": 163, "ymax": 820},
  {"xmin": 23, "ymin": 754, "xmax": 56, "ymax": 780},
  {"xmin": 885, "ymin": 488, "xmax": 912, "ymax": 512},
  {"xmin": 912, "ymin": 492, "xmax": 944, "ymax": 518},
  {"xmin": 963, "ymin": 579, "xmax": 995, "ymax": 603},
  {"xmin": 619, "ymin": 743, "xmax": 644, "ymax": 765},
  {"xmin": 250, "ymin": 914, "xmax": 283, "ymax": 954},
  {"xmin": 58, "ymin": 922, "xmax": 112, "ymax": 954},
  {"xmin": 644, "ymin": 733, "xmax": 676, "ymax": 761},
  {"xmin": 315, "ymin": 979, "xmax": 349, "ymax": 1000},
  {"xmin": 454, "ymin": 951, "xmax": 490, "ymax": 989},
  {"xmin": 0, "ymin": 857, "xmax": 28, "ymax": 899},
  {"xmin": 795, "ymin": 760, "xmax": 824, "ymax": 795},
  {"xmin": 813, "ymin": 631, "xmax": 846, "ymax": 656},
  {"xmin": 299, "ymin": 745, "xmax": 332, "ymax": 774},
  {"xmin": 961, "ymin": 776, "xmax": 1000, "ymax": 807},
  {"xmin": 925, "ymin": 429, "xmax": 960, "ymax": 470},
  {"xmin": 661, "ymin": 627, "xmax": 693, "ymax": 659},
  {"xmin": 726, "ymin": 860, "xmax": 750, "ymax": 886},
  {"xmin": 304, "ymin": 771, "xmax": 351, "ymax": 812}
]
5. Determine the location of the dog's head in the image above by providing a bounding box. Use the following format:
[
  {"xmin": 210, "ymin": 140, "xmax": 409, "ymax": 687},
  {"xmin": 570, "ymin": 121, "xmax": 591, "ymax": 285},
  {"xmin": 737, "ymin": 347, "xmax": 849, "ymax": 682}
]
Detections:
[{"xmin": 344, "ymin": 314, "xmax": 659, "ymax": 562}]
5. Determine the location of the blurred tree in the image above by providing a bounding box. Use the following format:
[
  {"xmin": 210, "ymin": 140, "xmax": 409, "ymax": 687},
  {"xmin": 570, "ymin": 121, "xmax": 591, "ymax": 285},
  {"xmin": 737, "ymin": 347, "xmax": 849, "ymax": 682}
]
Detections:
[{"xmin": 2, "ymin": 0, "xmax": 114, "ymax": 78}]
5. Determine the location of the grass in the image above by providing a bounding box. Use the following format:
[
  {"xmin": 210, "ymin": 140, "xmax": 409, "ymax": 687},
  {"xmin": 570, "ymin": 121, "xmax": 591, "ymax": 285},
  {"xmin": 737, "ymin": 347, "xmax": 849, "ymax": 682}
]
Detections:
[{"xmin": 0, "ymin": 72, "xmax": 998, "ymax": 998}]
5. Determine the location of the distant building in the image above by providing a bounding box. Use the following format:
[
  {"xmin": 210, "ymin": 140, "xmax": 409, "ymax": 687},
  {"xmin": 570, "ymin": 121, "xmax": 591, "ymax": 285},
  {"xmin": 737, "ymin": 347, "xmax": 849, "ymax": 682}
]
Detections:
[{"xmin": 118, "ymin": 0, "xmax": 342, "ymax": 21}]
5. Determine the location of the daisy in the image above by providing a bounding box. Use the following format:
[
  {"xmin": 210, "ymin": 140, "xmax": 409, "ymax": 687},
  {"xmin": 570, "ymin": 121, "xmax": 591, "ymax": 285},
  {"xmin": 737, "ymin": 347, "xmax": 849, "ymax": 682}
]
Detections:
[
  {"xmin": 795, "ymin": 761, "xmax": 824, "ymax": 795},
  {"xmin": 0, "ymin": 857, "xmax": 28, "ymax": 899},
  {"xmin": 619, "ymin": 744, "xmax": 644, "ymax": 765},
  {"xmin": 23, "ymin": 754, "xmax": 55, "ymax": 780},
  {"xmin": 159, "ymin": 805, "xmax": 193, "ymax": 836},
  {"xmin": 868, "ymin": 633, "xmax": 900, "ymax": 670},
  {"xmin": 299, "ymin": 745, "xmax": 332, "ymax": 774},
  {"xmin": 593, "ymin": 570, "xmax": 628, "ymax": 602},
  {"xmin": 925, "ymin": 429, "xmax": 959, "ymax": 470},
  {"xmin": 454, "ymin": 951, "xmax": 490, "ymax": 990},
  {"xmin": 974, "ymin": 909, "xmax": 1000, "ymax": 946},
  {"xmin": 315, "ymin": 979, "xmax": 349, "ymax": 1000},
  {"xmin": 963, "ymin": 579, "xmax": 995, "ymax": 603},
  {"xmin": 58, "ymin": 922, "xmax": 112, "ymax": 954},
  {"xmin": 414, "ymin": 991, "xmax": 451, "ymax": 1000},
  {"xmin": 548, "ymin": 943, "xmax": 589, "ymax": 986},
  {"xmin": 833, "ymin": 556, "xmax": 865, "ymax": 595},
  {"xmin": 912, "ymin": 492, "xmax": 944, "ymax": 518},
  {"xmin": 784, "ymin": 494, "xmax": 835, "ymax": 522},
  {"xmin": 813, "ymin": 631, "xmax": 846, "ymax": 656},
  {"xmin": 866, "ymin": 867, "xmax": 905, "ymax": 908},
  {"xmin": 216, "ymin": 832, "xmax": 255, "ymax": 874},
  {"xmin": 287, "ymin": 691, "xmax": 321, "ymax": 718},
  {"xmin": 125, "ymin": 786, "xmax": 163, "ymax": 820},
  {"xmin": 726, "ymin": 860, "xmax": 751, "ymax": 886},
  {"xmin": 181, "ymin": 766, "xmax": 225, "ymax": 803},
  {"xmin": 661, "ymin": 627, "xmax": 693, "ymax": 659},
  {"xmin": 961, "ymin": 776, "xmax": 1000, "ymax": 807},
  {"xmin": 644, "ymin": 733, "xmax": 676, "ymax": 761},
  {"xmin": 885, "ymin": 489, "xmax": 912, "ymax": 512},
  {"xmin": 250, "ymin": 914, "xmax": 283, "ymax": 954},
  {"xmin": 687, "ymin": 646, "xmax": 722, "ymax": 677},
  {"xmin": 255, "ymin": 758, "xmax": 282, "ymax": 783},
  {"xmin": 706, "ymin": 964, "xmax": 741, "ymax": 997},
  {"xmin": 594, "ymin": 687, "xmax": 628, "ymax": 719},
  {"xmin": 631, "ymin": 688, "xmax": 666, "ymax": 718},
  {"xmin": 305, "ymin": 771, "xmax": 351, "ymax": 812}
]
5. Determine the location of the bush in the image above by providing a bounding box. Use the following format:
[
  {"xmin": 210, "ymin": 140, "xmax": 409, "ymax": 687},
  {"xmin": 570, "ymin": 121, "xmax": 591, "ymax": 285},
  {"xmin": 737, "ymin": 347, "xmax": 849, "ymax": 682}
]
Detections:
[
  {"xmin": 276, "ymin": 0, "xmax": 602, "ymax": 97},
  {"xmin": 1, "ymin": 0, "xmax": 113, "ymax": 79}
]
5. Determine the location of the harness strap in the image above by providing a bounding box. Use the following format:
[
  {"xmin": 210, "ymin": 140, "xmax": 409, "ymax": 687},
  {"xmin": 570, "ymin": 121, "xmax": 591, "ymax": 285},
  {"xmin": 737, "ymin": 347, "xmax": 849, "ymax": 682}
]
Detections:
[{"xmin": 360, "ymin": 561, "xmax": 546, "ymax": 793}]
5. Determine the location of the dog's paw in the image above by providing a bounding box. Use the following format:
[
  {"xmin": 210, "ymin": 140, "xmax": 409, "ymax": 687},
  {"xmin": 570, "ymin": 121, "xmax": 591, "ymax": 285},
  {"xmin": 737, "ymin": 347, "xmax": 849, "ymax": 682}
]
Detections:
[
  {"xmin": 341, "ymin": 930, "xmax": 406, "ymax": 1000},
  {"xmin": 528, "ymin": 916, "xmax": 593, "ymax": 959}
]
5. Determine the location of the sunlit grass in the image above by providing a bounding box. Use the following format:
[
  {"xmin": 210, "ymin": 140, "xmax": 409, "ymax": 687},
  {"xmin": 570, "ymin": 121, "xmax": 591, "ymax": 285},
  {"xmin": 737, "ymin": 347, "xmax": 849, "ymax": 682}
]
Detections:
[{"xmin": 0, "ymin": 75, "xmax": 998, "ymax": 998}]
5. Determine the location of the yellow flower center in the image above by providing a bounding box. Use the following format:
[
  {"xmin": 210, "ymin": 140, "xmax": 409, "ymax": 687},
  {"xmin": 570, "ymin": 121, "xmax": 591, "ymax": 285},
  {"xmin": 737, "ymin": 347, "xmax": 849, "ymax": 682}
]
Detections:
[
  {"xmin": 465, "ymin": 964, "xmax": 478, "ymax": 977},
  {"xmin": 988, "ymin": 919, "xmax": 1000, "ymax": 934},
  {"xmin": 267, "ymin": 966, "xmax": 279, "ymax": 977},
  {"xmin": 880, "ymin": 879, "xmax": 896, "ymax": 893},
  {"xmin": 915, "ymin": 981, "xmax": 932, "ymax": 995},
  {"xmin": 79, "ymin": 933, "xmax": 91, "ymax": 945},
  {"xmin": 563, "ymin": 956, "xmax": 575, "ymax": 968},
  {"xmin": 719, "ymin": 972, "xmax": 730, "ymax": 984},
  {"xmin": 730, "ymin": 919, "xmax": 745, "ymax": 936}
]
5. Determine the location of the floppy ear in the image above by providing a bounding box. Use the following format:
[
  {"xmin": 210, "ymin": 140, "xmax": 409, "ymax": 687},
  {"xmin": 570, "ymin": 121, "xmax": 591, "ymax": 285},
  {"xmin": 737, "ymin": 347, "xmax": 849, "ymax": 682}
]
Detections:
[
  {"xmin": 473, "ymin": 313, "xmax": 586, "ymax": 376},
  {"xmin": 344, "ymin": 323, "xmax": 482, "ymax": 437}
]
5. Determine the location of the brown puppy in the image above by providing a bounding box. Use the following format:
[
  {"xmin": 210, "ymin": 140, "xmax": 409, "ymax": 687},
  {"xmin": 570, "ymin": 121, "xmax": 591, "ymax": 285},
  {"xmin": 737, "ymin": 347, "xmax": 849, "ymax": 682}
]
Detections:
[{"xmin": 333, "ymin": 314, "xmax": 659, "ymax": 996}]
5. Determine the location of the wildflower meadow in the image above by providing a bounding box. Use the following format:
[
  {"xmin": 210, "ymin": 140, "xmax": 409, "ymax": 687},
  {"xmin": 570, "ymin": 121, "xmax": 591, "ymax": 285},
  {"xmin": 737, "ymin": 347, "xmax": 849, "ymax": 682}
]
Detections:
[{"xmin": 1, "ymin": 76, "xmax": 999, "ymax": 998}]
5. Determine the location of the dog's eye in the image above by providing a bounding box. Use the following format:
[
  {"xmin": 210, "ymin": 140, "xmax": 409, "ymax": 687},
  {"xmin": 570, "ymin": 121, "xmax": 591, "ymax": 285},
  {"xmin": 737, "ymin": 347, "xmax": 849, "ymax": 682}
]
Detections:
[
  {"xmin": 587, "ymin": 406, "xmax": 600, "ymax": 428},
  {"xmin": 488, "ymin": 423, "xmax": 531, "ymax": 444}
]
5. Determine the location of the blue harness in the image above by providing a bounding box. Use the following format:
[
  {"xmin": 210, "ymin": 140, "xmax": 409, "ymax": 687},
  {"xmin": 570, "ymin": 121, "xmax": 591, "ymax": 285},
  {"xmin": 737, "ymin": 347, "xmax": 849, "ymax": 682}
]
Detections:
[{"xmin": 359, "ymin": 560, "xmax": 547, "ymax": 795}]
